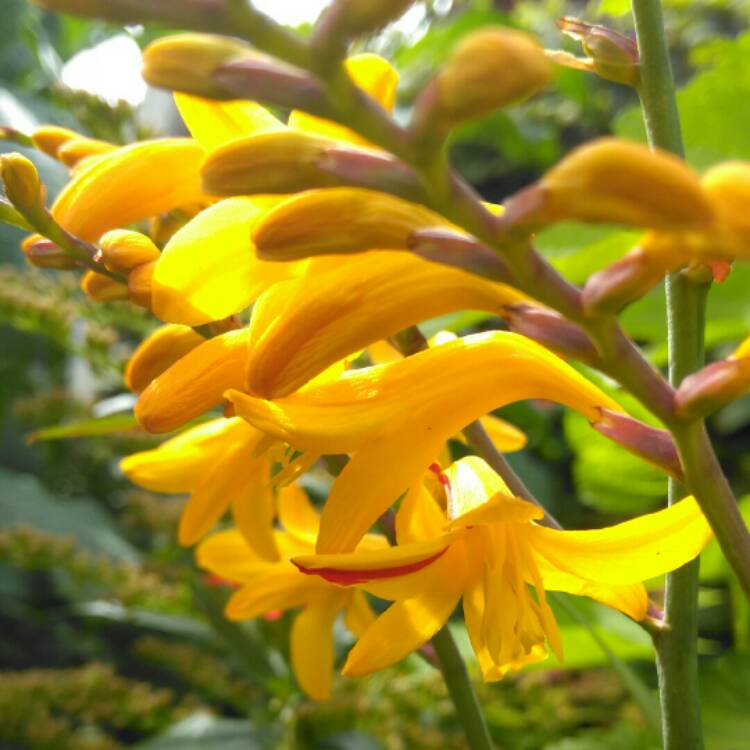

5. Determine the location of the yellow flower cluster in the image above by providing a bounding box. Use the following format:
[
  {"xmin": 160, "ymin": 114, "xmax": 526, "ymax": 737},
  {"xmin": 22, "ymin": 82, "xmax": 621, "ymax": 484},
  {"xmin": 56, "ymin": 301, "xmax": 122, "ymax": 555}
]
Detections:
[{"xmin": 3, "ymin": 23, "xmax": 732, "ymax": 701}]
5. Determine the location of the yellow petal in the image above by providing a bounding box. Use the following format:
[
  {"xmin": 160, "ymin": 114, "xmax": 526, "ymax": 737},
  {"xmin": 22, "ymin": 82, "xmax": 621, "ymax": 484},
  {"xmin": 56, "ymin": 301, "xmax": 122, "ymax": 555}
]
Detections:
[
  {"xmin": 224, "ymin": 563, "xmax": 329, "ymax": 620},
  {"xmin": 528, "ymin": 496, "xmax": 712, "ymax": 586},
  {"xmin": 230, "ymin": 457, "xmax": 279, "ymax": 561},
  {"xmin": 179, "ymin": 444, "xmax": 258, "ymax": 546},
  {"xmin": 288, "ymin": 53, "xmax": 398, "ymax": 147},
  {"xmin": 394, "ymin": 482, "xmax": 446, "ymax": 544},
  {"xmin": 446, "ymin": 494, "xmax": 543, "ymax": 531},
  {"xmin": 278, "ymin": 483, "xmax": 320, "ymax": 544},
  {"xmin": 174, "ymin": 92, "xmax": 282, "ymax": 150},
  {"xmin": 342, "ymin": 548, "xmax": 466, "ymax": 677},
  {"xmin": 153, "ymin": 197, "xmax": 297, "ymax": 326},
  {"xmin": 251, "ymin": 188, "xmax": 450, "ymax": 261},
  {"xmin": 454, "ymin": 415, "xmax": 527, "ymax": 453},
  {"xmin": 52, "ymin": 139, "xmax": 205, "ymax": 242},
  {"xmin": 136, "ymin": 329, "xmax": 248, "ymax": 433},
  {"xmin": 196, "ymin": 528, "xmax": 274, "ymax": 582},
  {"xmin": 443, "ymin": 455, "xmax": 513, "ymax": 521},
  {"xmin": 246, "ymin": 250, "xmax": 527, "ymax": 397},
  {"xmin": 733, "ymin": 335, "xmax": 750, "ymax": 359},
  {"xmin": 290, "ymin": 593, "xmax": 346, "ymax": 701},
  {"xmin": 124, "ymin": 324, "xmax": 204, "ymax": 394},
  {"xmin": 120, "ymin": 417, "xmax": 252, "ymax": 493}
]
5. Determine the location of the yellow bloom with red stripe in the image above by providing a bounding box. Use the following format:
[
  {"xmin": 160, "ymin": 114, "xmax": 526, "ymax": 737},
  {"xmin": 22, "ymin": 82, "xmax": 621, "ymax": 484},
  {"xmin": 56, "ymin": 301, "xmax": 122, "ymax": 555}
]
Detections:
[
  {"xmin": 197, "ymin": 482, "xmax": 381, "ymax": 700},
  {"xmin": 228, "ymin": 331, "xmax": 623, "ymax": 554},
  {"xmin": 294, "ymin": 457, "xmax": 711, "ymax": 680}
]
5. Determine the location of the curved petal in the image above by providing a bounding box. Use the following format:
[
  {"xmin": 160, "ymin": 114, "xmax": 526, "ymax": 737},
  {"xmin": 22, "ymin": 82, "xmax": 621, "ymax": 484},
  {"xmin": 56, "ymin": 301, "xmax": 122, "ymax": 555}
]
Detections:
[
  {"xmin": 153, "ymin": 197, "xmax": 297, "ymax": 325},
  {"xmin": 246, "ymin": 250, "xmax": 527, "ymax": 397},
  {"xmin": 125, "ymin": 324, "xmax": 204, "ymax": 394},
  {"xmin": 454, "ymin": 415, "xmax": 527, "ymax": 453},
  {"xmin": 230, "ymin": 456, "xmax": 279, "ymax": 561},
  {"xmin": 174, "ymin": 93, "xmax": 282, "ymax": 150},
  {"xmin": 342, "ymin": 548, "xmax": 466, "ymax": 677},
  {"xmin": 278, "ymin": 482, "xmax": 320, "ymax": 544},
  {"xmin": 197, "ymin": 528, "xmax": 275, "ymax": 581},
  {"xmin": 52, "ymin": 139, "xmax": 205, "ymax": 241},
  {"xmin": 395, "ymin": 482, "xmax": 446, "ymax": 545},
  {"xmin": 446, "ymin": 494, "xmax": 543, "ymax": 531},
  {"xmin": 224, "ymin": 563, "xmax": 329, "ymax": 620},
  {"xmin": 119, "ymin": 417, "xmax": 252, "ymax": 493},
  {"xmin": 290, "ymin": 593, "xmax": 346, "ymax": 700},
  {"xmin": 136, "ymin": 329, "xmax": 248, "ymax": 433},
  {"xmin": 528, "ymin": 496, "xmax": 712, "ymax": 586},
  {"xmin": 443, "ymin": 455, "xmax": 513, "ymax": 521}
]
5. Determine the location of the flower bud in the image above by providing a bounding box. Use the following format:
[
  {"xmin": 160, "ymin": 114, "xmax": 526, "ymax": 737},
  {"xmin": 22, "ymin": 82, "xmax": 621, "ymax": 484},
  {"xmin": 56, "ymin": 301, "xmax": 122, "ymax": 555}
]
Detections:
[
  {"xmin": 57, "ymin": 137, "xmax": 115, "ymax": 168},
  {"xmin": 81, "ymin": 270, "xmax": 129, "ymax": 302},
  {"xmin": 555, "ymin": 17, "xmax": 639, "ymax": 87},
  {"xmin": 213, "ymin": 58, "xmax": 332, "ymax": 117},
  {"xmin": 142, "ymin": 33, "xmax": 253, "ymax": 99},
  {"xmin": 407, "ymin": 227, "xmax": 513, "ymax": 284},
  {"xmin": 501, "ymin": 138, "xmax": 714, "ymax": 232},
  {"xmin": 149, "ymin": 206, "xmax": 201, "ymax": 248},
  {"xmin": 252, "ymin": 188, "xmax": 448, "ymax": 260},
  {"xmin": 128, "ymin": 260, "xmax": 157, "ymax": 309},
  {"xmin": 1, "ymin": 153, "xmax": 43, "ymax": 217},
  {"xmin": 414, "ymin": 27, "xmax": 552, "ymax": 132},
  {"xmin": 592, "ymin": 408, "xmax": 683, "ymax": 479},
  {"xmin": 314, "ymin": 0, "xmax": 415, "ymax": 48},
  {"xmin": 674, "ymin": 358, "xmax": 750, "ymax": 420},
  {"xmin": 502, "ymin": 303, "xmax": 599, "ymax": 363},
  {"xmin": 702, "ymin": 161, "xmax": 750, "ymax": 259},
  {"xmin": 202, "ymin": 131, "xmax": 339, "ymax": 195},
  {"xmin": 31, "ymin": 125, "xmax": 80, "ymax": 158},
  {"xmin": 0, "ymin": 198, "xmax": 33, "ymax": 232},
  {"xmin": 97, "ymin": 229, "xmax": 160, "ymax": 273},
  {"xmin": 21, "ymin": 234, "xmax": 78, "ymax": 270},
  {"xmin": 125, "ymin": 324, "xmax": 204, "ymax": 394},
  {"xmin": 582, "ymin": 243, "xmax": 683, "ymax": 314}
]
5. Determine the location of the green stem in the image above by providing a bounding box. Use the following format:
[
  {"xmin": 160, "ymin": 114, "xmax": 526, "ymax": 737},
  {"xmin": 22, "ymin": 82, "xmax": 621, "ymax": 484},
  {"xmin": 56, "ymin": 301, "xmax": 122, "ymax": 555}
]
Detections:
[
  {"xmin": 431, "ymin": 627, "xmax": 494, "ymax": 750},
  {"xmin": 631, "ymin": 1, "xmax": 703, "ymax": 747}
]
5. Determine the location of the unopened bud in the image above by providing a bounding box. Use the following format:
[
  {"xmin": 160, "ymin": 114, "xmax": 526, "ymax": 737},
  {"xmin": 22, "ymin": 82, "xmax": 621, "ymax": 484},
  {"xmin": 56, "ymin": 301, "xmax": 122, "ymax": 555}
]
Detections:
[
  {"xmin": 81, "ymin": 270, "xmax": 129, "ymax": 302},
  {"xmin": 57, "ymin": 137, "xmax": 115, "ymax": 168},
  {"xmin": 0, "ymin": 198, "xmax": 33, "ymax": 231},
  {"xmin": 149, "ymin": 206, "xmax": 201, "ymax": 248},
  {"xmin": 674, "ymin": 358, "xmax": 750, "ymax": 420},
  {"xmin": 501, "ymin": 138, "xmax": 714, "ymax": 232},
  {"xmin": 213, "ymin": 58, "xmax": 333, "ymax": 117},
  {"xmin": 1, "ymin": 153, "xmax": 43, "ymax": 217},
  {"xmin": 582, "ymin": 243, "xmax": 683, "ymax": 314},
  {"xmin": 414, "ymin": 27, "xmax": 552, "ymax": 134},
  {"xmin": 502, "ymin": 303, "xmax": 599, "ymax": 363},
  {"xmin": 142, "ymin": 33, "xmax": 254, "ymax": 99},
  {"xmin": 202, "ymin": 131, "xmax": 339, "ymax": 195},
  {"xmin": 125, "ymin": 324, "xmax": 204, "ymax": 394},
  {"xmin": 128, "ymin": 260, "xmax": 157, "ymax": 309},
  {"xmin": 593, "ymin": 408, "xmax": 683, "ymax": 480},
  {"xmin": 314, "ymin": 0, "xmax": 415, "ymax": 50},
  {"xmin": 407, "ymin": 227, "xmax": 513, "ymax": 284},
  {"xmin": 98, "ymin": 230, "xmax": 160, "ymax": 273},
  {"xmin": 21, "ymin": 234, "xmax": 77, "ymax": 270},
  {"xmin": 554, "ymin": 17, "xmax": 639, "ymax": 86},
  {"xmin": 253, "ymin": 188, "xmax": 447, "ymax": 260},
  {"xmin": 32, "ymin": 125, "xmax": 82, "ymax": 159}
]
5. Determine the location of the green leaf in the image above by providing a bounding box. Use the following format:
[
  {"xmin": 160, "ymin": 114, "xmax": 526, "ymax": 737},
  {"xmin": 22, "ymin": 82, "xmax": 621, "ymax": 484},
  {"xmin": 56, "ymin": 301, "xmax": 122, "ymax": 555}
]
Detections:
[
  {"xmin": 27, "ymin": 412, "xmax": 143, "ymax": 442},
  {"xmin": 0, "ymin": 467, "xmax": 139, "ymax": 562},
  {"xmin": 135, "ymin": 713, "xmax": 273, "ymax": 750},
  {"xmin": 701, "ymin": 652, "xmax": 750, "ymax": 750}
]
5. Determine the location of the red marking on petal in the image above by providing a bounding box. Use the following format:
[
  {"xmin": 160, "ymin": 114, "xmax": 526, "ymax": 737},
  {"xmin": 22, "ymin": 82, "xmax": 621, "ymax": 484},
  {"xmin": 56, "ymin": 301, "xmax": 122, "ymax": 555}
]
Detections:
[
  {"xmin": 710, "ymin": 261, "xmax": 732, "ymax": 283},
  {"xmin": 263, "ymin": 609, "xmax": 284, "ymax": 621},
  {"xmin": 204, "ymin": 573, "xmax": 239, "ymax": 589},
  {"xmin": 293, "ymin": 547, "xmax": 448, "ymax": 586}
]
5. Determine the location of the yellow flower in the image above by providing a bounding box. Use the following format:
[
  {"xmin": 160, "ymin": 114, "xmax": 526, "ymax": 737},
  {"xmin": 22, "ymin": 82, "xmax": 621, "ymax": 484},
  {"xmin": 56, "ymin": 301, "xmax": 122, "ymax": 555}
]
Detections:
[
  {"xmin": 293, "ymin": 456, "xmax": 712, "ymax": 680},
  {"xmin": 121, "ymin": 416, "xmax": 279, "ymax": 551},
  {"xmin": 228, "ymin": 331, "xmax": 623, "ymax": 553},
  {"xmin": 246, "ymin": 250, "xmax": 529, "ymax": 397},
  {"xmin": 196, "ymin": 482, "xmax": 381, "ymax": 700}
]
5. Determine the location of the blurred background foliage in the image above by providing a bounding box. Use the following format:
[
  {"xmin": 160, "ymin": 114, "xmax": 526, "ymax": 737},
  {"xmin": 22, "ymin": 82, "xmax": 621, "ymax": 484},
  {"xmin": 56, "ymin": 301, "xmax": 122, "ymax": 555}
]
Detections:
[{"xmin": 2, "ymin": 0, "xmax": 750, "ymax": 747}]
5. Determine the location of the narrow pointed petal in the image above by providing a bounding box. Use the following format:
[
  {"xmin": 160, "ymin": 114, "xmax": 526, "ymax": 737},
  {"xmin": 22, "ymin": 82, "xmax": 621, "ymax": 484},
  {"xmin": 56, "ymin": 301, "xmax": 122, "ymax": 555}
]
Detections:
[
  {"xmin": 291, "ymin": 593, "xmax": 345, "ymax": 700},
  {"xmin": 288, "ymin": 53, "xmax": 398, "ymax": 146},
  {"xmin": 197, "ymin": 528, "xmax": 275, "ymax": 582},
  {"xmin": 446, "ymin": 494, "xmax": 543, "ymax": 531},
  {"xmin": 246, "ymin": 250, "xmax": 527, "ymax": 397},
  {"xmin": 224, "ymin": 564, "xmax": 329, "ymax": 620},
  {"xmin": 153, "ymin": 197, "xmax": 296, "ymax": 326},
  {"xmin": 252, "ymin": 188, "xmax": 450, "ymax": 261},
  {"xmin": 136, "ymin": 329, "xmax": 248, "ymax": 433},
  {"xmin": 120, "ymin": 417, "xmax": 252, "ymax": 493},
  {"xmin": 529, "ymin": 496, "xmax": 712, "ymax": 585},
  {"xmin": 342, "ymin": 555, "xmax": 465, "ymax": 677},
  {"xmin": 174, "ymin": 92, "xmax": 282, "ymax": 150},
  {"xmin": 52, "ymin": 139, "xmax": 205, "ymax": 241},
  {"xmin": 477, "ymin": 416, "xmax": 527, "ymax": 452},
  {"xmin": 230, "ymin": 457, "xmax": 279, "ymax": 561},
  {"xmin": 278, "ymin": 483, "xmax": 320, "ymax": 544},
  {"xmin": 395, "ymin": 483, "xmax": 446, "ymax": 544}
]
